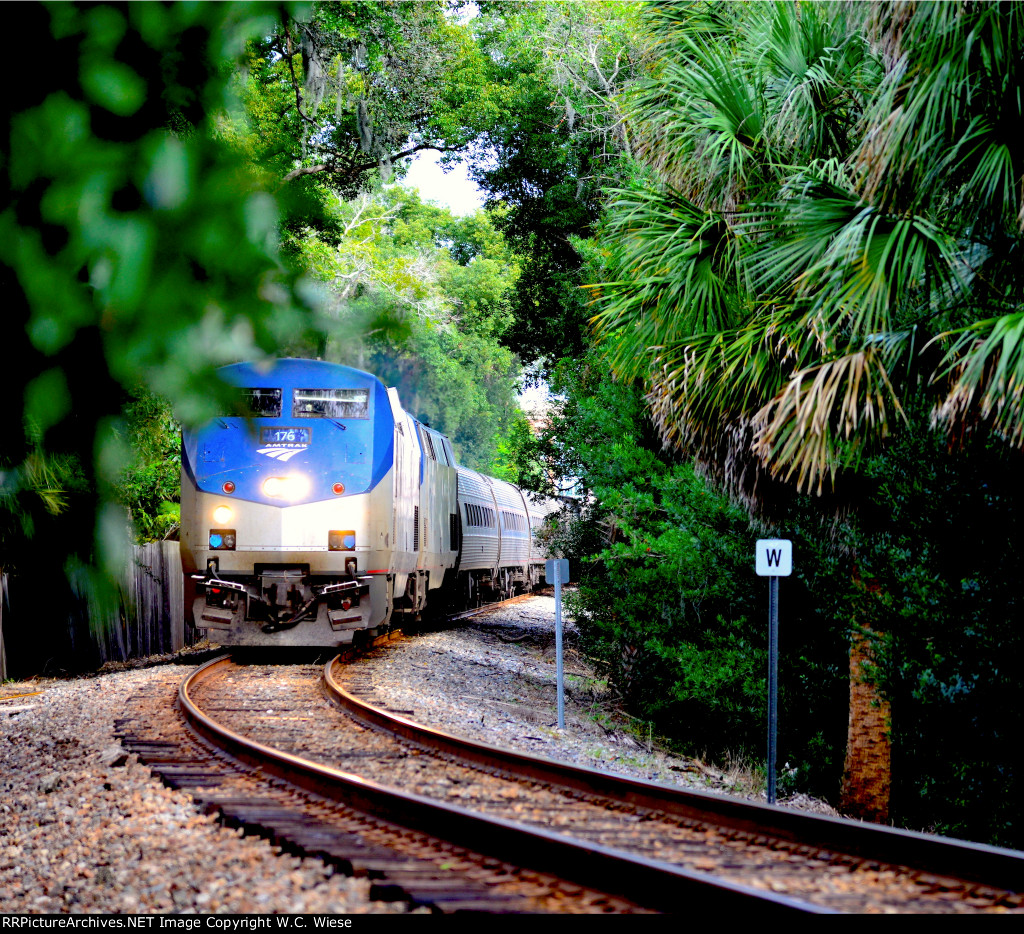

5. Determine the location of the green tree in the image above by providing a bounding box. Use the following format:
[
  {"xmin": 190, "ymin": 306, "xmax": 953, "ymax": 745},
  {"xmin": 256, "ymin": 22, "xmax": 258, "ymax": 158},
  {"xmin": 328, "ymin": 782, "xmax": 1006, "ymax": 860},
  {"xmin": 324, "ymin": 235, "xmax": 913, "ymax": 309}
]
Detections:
[
  {"xmin": 115, "ymin": 393, "xmax": 182, "ymax": 544},
  {"xmin": 2, "ymin": 2, "xmax": 312, "ymax": 583},
  {"xmin": 469, "ymin": 1, "xmax": 655, "ymax": 367},
  {"xmin": 582, "ymin": 0, "xmax": 1024, "ymax": 844},
  {"xmin": 293, "ymin": 186, "xmax": 525, "ymax": 471},
  {"xmin": 591, "ymin": 1, "xmax": 1024, "ymax": 499},
  {"xmin": 511, "ymin": 351, "xmax": 850, "ymax": 784},
  {"xmin": 236, "ymin": 2, "xmax": 499, "ymax": 205}
]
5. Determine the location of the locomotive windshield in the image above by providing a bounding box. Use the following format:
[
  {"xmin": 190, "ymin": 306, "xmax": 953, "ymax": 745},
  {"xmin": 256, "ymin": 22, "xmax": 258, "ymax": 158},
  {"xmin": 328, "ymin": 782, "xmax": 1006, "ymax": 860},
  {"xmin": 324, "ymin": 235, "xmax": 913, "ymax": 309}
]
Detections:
[
  {"xmin": 234, "ymin": 388, "xmax": 282, "ymax": 417},
  {"xmin": 293, "ymin": 388, "xmax": 369, "ymax": 419}
]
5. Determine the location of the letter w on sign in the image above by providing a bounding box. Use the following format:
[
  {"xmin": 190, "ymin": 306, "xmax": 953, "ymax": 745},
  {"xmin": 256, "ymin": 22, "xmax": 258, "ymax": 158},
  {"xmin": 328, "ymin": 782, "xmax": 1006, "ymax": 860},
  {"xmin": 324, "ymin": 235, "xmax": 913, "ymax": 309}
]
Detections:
[{"xmin": 755, "ymin": 539, "xmax": 793, "ymax": 577}]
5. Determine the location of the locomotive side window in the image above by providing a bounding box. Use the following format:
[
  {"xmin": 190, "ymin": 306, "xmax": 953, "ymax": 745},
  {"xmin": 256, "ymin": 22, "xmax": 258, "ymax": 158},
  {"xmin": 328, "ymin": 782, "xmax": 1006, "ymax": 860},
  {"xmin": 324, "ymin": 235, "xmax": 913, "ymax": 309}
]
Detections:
[
  {"xmin": 293, "ymin": 388, "xmax": 369, "ymax": 419},
  {"xmin": 420, "ymin": 428, "xmax": 437, "ymax": 461},
  {"xmin": 429, "ymin": 431, "xmax": 450, "ymax": 465},
  {"xmin": 236, "ymin": 388, "xmax": 282, "ymax": 417}
]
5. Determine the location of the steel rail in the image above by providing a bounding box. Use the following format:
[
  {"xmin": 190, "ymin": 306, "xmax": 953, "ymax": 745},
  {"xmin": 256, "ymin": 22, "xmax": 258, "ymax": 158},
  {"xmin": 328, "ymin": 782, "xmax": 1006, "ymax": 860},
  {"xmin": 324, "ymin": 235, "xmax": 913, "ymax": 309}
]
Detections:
[
  {"xmin": 323, "ymin": 656, "xmax": 1024, "ymax": 894},
  {"xmin": 178, "ymin": 654, "xmax": 825, "ymax": 914}
]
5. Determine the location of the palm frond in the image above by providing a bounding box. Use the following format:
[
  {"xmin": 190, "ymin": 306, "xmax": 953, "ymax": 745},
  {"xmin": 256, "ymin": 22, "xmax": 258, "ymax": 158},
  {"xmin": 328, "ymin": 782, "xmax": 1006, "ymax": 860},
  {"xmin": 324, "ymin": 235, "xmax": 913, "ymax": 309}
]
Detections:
[
  {"xmin": 857, "ymin": 2, "xmax": 1024, "ymax": 228},
  {"xmin": 932, "ymin": 311, "xmax": 1024, "ymax": 447},
  {"xmin": 746, "ymin": 183, "xmax": 960, "ymax": 342},
  {"xmin": 753, "ymin": 346, "xmax": 908, "ymax": 494},
  {"xmin": 629, "ymin": 27, "xmax": 770, "ymax": 207},
  {"xmin": 644, "ymin": 323, "xmax": 791, "ymax": 452},
  {"xmin": 760, "ymin": 1, "xmax": 879, "ymax": 163},
  {"xmin": 588, "ymin": 186, "xmax": 744, "ymax": 380}
]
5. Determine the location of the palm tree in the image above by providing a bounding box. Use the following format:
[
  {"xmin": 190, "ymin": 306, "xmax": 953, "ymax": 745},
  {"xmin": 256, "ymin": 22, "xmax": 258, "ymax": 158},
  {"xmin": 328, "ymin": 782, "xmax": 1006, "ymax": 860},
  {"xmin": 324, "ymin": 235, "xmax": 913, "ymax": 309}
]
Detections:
[
  {"xmin": 592, "ymin": 0, "xmax": 1024, "ymax": 501},
  {"xmin": 589, "ymin": 0, "xmax": 1024, "ymax": 821}
]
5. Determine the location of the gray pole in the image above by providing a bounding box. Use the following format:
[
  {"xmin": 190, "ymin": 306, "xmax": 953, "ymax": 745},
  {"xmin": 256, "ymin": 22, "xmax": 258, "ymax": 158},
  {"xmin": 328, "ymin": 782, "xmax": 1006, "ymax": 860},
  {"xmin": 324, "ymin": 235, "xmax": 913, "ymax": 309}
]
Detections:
[
  {"xmin": 767, "ymin": 574, "xmax": 779, "ymax": 805},
  {"xmin": 555, "ymin": 561, "xmax": 565, "ymax": 730}
]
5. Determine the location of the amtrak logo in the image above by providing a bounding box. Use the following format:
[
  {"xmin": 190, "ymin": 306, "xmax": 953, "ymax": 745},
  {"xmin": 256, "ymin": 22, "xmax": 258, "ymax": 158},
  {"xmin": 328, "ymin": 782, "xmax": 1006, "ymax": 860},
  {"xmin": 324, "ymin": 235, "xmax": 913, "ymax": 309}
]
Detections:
[{"xmin": 257, "ymin": 447, "xmax": 304, "ymax": 461}]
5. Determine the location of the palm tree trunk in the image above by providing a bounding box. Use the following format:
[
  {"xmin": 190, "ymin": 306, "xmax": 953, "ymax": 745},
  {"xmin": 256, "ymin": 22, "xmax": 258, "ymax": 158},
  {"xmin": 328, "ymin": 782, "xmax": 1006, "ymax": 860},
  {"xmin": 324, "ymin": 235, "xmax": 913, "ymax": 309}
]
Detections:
[
  {"xmin": 0, "ymin": 570, "xmax": 7, "ymax": 681},
  {"xmin": 840, "ymin": 621, "xmax": 891, "ymax": 822}
]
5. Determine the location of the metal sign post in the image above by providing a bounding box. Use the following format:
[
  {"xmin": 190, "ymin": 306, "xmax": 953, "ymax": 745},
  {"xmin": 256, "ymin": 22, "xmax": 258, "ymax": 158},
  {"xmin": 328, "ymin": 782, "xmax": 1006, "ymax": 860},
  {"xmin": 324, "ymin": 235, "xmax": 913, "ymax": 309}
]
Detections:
[
  {"xmin": 546, "ymin": 558, "xmax": 570, "ymax": 730},
  {"xmin": 755, "ymin": 539, "xmax": 792, "ymax": 805}
]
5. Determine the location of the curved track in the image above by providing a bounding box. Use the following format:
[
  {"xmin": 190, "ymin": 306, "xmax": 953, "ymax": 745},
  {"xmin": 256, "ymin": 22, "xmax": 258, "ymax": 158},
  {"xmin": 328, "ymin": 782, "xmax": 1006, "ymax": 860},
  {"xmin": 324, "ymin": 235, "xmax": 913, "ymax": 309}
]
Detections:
[
  {"xmin": 115, "ymin": 614, "xmax": 1024, "ymax": 914},
  {"xmin": 173, "ymin": 654, "xmax": 813, "ymax": 913},
  {"xmin": 325, "ymin": 656, "xmax": 1024, "ymax": 907}
]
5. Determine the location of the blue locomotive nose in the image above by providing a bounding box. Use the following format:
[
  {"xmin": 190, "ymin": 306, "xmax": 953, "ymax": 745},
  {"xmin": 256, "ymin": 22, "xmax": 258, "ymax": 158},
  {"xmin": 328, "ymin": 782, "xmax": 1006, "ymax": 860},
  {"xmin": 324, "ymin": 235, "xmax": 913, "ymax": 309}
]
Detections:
[{"xmin": 182, "ymin": 361, "xmax": 395, "ymax": 505}]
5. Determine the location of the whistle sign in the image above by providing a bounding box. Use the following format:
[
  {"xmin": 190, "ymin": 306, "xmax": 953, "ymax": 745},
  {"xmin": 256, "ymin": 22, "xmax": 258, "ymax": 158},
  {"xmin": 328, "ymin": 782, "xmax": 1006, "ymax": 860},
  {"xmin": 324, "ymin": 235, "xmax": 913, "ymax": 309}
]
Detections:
[{"xmin": 756, "ymin": 539, "xmax": 792, "ymax": 577}]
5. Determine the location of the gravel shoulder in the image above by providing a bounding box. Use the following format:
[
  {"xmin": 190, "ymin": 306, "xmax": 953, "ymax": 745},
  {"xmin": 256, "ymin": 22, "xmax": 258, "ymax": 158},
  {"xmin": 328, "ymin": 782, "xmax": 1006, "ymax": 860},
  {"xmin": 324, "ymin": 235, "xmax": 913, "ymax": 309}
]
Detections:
[
  {"xmin": 355, "ymin": 594, "xmax": 838, "ymax": 816},
  {"xmin": 0, "ymin": 666, "xmax": 405, "ymax": 913}
]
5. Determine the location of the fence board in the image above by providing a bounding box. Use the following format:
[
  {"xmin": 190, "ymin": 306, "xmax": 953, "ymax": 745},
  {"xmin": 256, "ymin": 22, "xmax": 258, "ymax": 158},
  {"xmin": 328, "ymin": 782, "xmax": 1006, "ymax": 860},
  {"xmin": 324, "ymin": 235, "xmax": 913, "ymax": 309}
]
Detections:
[
  {"xmin": 117, "ymin": 541, "xmax": 185, "ymax": 659},
  {"xmin": 0, "ymin": 543, "xmax": 187, "ymax": 677}
]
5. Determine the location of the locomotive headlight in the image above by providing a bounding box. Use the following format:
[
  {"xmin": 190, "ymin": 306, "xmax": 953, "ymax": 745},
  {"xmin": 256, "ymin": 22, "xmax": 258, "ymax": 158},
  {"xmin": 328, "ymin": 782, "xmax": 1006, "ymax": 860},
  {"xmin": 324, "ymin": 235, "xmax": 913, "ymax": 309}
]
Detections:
[
  {"xmin": 263, "ymin": 474, "xmax": 310, "ymax": 501},
  {"xmin": 212, "ymin": 505, "xmax": 234, "ymax": 525}
]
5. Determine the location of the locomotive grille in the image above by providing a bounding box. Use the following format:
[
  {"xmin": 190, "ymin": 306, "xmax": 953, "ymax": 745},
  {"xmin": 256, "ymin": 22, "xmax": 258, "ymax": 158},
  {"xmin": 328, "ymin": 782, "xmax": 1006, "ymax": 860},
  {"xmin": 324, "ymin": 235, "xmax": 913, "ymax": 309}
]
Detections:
[{"xmin": 413, "ymin": 506, "xmax": 420, "ymax": 552}]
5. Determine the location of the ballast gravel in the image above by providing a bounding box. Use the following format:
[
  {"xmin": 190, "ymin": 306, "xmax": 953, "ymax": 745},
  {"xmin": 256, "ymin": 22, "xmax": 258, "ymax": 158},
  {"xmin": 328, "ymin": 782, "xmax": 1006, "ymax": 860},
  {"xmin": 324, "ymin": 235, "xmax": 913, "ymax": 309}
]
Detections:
[
  {"xmin": 0, "ymin": 594, "xmax": 832, "ymax": 914},
  {"xmin": 0, "ymin": 663, "xmax": 406, "ymax": 914}
]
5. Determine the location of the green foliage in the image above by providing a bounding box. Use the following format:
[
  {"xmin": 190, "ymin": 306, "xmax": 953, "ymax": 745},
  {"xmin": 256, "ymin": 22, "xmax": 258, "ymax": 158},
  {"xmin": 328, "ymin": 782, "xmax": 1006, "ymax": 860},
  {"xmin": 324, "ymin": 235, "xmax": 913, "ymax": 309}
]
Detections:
[
  {"xmin": 522, "ymin": 355, "xmax": 762, "ymax": 749},
  {"xmin": 291, "ymin": 186, "xmax": 524, "ymax": 471},
  {"xmin": 833, "ymin": 425, "xmax": 1024, "ymax": 847},
  {"xmin": 234, "ymin": 1, "xmax": 501, "ymax": 211},
  {"xmin": 0, "ymin": 452, "xmax": 88, "ymax": 572},
  {"xmin": 512, "ymin": 353, "xmax": 851, "ymax": 792},
  {"xmin": 572, "ymin": 1, "xmax": 1024, "ymax": 844},
  {"xmin": 115, "ymin": 393, "xmax": 181, "ymax": 544},
  {"xmin": 469, "ymin": 1, "xmax": 655, "ymax": 367},
  {"xmin": 2, "ymin": 2, "xmax": 312, "ymax": 582},
  {"xmin": 590, "ymin": 0, "xmax": 1024, "ymax": 498}
]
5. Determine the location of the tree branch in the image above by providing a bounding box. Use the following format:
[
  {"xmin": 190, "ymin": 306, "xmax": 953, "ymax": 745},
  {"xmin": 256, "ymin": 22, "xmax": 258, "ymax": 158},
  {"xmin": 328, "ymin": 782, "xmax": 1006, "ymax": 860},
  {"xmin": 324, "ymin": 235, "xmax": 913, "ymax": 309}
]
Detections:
[
  {"xmin": 279, "ymin": 141, "xmax": 466, "ymax": 186},
  {"xmin": 283, "ymin": 15, "xmax": 319, "ymax": 128},
  {"xmin": 281, "ymin": 164, "xmax": 329, "ymax": 184}
]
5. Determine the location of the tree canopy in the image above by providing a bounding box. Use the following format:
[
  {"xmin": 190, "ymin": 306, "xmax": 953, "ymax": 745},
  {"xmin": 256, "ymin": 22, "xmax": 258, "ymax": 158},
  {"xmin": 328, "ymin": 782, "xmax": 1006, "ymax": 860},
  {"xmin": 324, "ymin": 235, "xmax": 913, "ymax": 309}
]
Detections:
[
  {"xmin": 293, "ymin": 185, "xmax": 527, "ymax": 472},
  {"xmin": 589, "ymin": 1, "xmax": 1024, "ymax": 506},
  {"xmin": 1, "ymin": 2, "xmax": 312, "ymax": 579}
]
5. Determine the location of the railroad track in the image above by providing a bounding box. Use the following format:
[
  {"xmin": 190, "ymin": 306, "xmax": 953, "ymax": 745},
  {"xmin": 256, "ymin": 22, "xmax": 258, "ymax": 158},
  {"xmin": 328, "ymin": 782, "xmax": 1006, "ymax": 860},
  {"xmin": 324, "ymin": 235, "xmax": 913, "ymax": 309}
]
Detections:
[{"xmin": 115, "ymin": 612, "xmax": 1024, "ymax": 914}]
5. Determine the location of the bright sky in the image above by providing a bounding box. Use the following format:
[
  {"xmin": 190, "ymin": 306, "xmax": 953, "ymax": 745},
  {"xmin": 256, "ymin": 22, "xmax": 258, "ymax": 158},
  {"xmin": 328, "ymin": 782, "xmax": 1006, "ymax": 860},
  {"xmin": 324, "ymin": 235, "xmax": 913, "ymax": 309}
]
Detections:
[{"xmin": 399, "ymin": 150, "xmax": 485, "ymax": 216}]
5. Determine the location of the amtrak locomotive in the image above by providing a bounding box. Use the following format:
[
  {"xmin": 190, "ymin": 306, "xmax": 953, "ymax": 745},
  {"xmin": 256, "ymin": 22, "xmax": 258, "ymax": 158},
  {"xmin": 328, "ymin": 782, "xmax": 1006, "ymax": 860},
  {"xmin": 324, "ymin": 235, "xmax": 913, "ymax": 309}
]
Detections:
[{"xmin": 180, "ymin": 358, "xmax": 557, "ymax": 646}]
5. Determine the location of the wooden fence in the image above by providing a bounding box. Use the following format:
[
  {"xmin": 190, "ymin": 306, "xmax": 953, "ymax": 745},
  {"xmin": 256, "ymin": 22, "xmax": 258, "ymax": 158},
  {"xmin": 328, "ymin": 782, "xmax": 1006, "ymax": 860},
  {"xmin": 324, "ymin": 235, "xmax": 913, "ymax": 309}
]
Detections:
[{"xmin": 0, "ymin": 541, "xmax": 188, "ymax": 680}]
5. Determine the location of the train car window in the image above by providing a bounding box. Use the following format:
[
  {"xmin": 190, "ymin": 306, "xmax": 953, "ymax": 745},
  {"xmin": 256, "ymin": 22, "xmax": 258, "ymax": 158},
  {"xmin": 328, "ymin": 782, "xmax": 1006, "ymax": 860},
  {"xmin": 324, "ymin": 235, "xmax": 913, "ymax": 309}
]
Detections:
[
  {"xmin": 465, "ymin": 503, "xmax": 497, "ymax": 528},
  {"xmin": 501, "ymin": 511, "xmax": 526, "ymax": 532},
  {"xmin": 235, "ymin": 388, "xmax": 282, "ymax": 417},
  {"xmin": 293, "ymin": 388, "xmax": 369, "ymax": 419}
]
